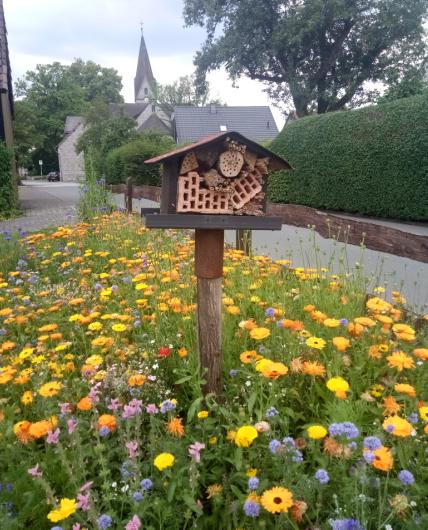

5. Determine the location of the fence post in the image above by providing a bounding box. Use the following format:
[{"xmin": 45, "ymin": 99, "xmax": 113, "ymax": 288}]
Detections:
[
  {"xmin": 236, "ymin": 229, "xmax": 252, "ymax": 254},
  {"xmin": 126, "ymin": 177, "xmax": 133, "ymax": 213}
]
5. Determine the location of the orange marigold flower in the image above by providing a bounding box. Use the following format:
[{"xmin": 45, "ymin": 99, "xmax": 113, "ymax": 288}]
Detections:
[
  {"xmin": 240, "ymin": 350, "xmax": 261, "ymax": 364},
  {"xmin": 39, "ymin": 381, "xmax": 62, "ymax": 397},
  {"xmin": 29, "ymin": 419, "xmax": 55, "ymax": 439},
  {"xmin": 128, "ymin": 374, "xmax": 146, "ymax": 387},
  {"xmin": 386, "ymin": 351, "xmax": 415, "ymax": 371},
  {"xmin": 303, "ymin": 361, "xmax": 326, "ymax": 377},
  {"xmin": 260, "ymin": 361, "xmax": 288, "ymax": 379},
  {"xmin": 98, "ymin": 414, "xmax": 117, "ymax": 432},
  {"xmin": 13, "ymin": 420, "xmax": 34, "ymax": 444},
  {"xmin": 76, "ymin": 396, "xmax": 93, "ymax": 411},
  {"xmin": 371, "ymin": 446, "xmax": 393, "ymax": 472},
  {"xmin": 167, "ymin": 417, "xmax": 185, "ymax": 438},
  {"xmin": 38, "ymin": 323, "xmax": 58, "ymax": 333},
  {"xmin": 347, "ymin": 322, "xmax": 363, "ymax": 337},
  {"xmin": 303, "ymin": 304, "xmax": 315, "ymax": 313},
  {"xmin": 394, "ymin": 383, "xmax": 416, "ymax": 397},
  {"xmin": 413, "ymin": 348, "xmax": 428, "ymax": 361},
  {"xmin": 368, "ymin": 345, "xmax": 382, "ymax": 359},
  {"xmin": 383, "ymin": 396, "xmax": 402, "ymax": 416},
  {"xmin": 310, "ymin": 310, "xmax": 327, "ymax": 323},
  {"xmin": 290, "ymin": 500, "xmax": 308, "ymax": 523},
  {"xmin": 383, "ymin": 416, "xmax": 413, "ymax": 437},
  {"xmin": 332, "ymin": 336, "xmax": 350, "ymax": 352}
]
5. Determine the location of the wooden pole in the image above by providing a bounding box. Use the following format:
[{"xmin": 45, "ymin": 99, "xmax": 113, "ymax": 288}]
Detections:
[
  {"xmin": 126, "ymin": 177, "xmax": 133, "ymax": 213},
  {"xmin": 236, "ymin": 229, "xmax": 252, "ymax": 254},
  {"xmin": 194, "ymin": 229, "xmax": 224, "ymax": 395}
]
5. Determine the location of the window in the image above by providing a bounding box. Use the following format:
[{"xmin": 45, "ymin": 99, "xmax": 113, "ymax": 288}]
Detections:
[{"xmin": 220, "ymin": 125, "xmax": 227, "ymax": 131}]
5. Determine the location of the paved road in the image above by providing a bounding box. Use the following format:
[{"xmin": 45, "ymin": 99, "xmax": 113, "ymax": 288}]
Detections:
[{"xmin": 0, "ymin": 181, "xmax": 79, "ymax": 233}]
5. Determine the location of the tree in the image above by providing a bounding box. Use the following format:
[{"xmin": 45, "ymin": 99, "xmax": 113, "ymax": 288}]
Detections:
[
  {"xmin": 183, "ymin": 0, "xmax": 428, "ymax": 117},
  {"xmin": 14, "ymin": 60, "xmax": 123, "ymax": 172},
  {"xmin": 150, "ymin": 74, "xmax": 222, "ymax": 115},
  {"xmin": 378, "ymin": 66, "xmax": 428, "ymax": 103}
]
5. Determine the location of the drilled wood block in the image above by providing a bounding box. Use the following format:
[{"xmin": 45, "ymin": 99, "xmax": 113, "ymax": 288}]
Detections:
[{"xmin": 180, "ymin": 151, "xmax": 199, "ymax": 174}]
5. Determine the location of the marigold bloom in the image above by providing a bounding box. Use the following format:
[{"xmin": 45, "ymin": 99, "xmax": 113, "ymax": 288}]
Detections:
[
  {"xmin": 234, "ymin": 425, "xmax": 258, "ymax": 447},
  {"xmin": 366, "ymin": 297, "xmax": 392, "ymax": 313},
  {"xmin": 326, "ymin": 377, "xmax": 349, "ymax": 399},
  {"xmin": 47, "ymin": 498, "xmax": 77, "ymax": 522},
  {"xmin": 240, "ymin": 350, "xmax": 261, "ymax": 364},
  {"xmin": 354, "ymin": 317, "xmax": 376, "ymax": 327},
  {"xmin": 305, "ymin": 336, "xmax": 326, "ymax": 350},
  {"xmin": 303, "ymin": 361, "xmax": 326, "ymax": 377},
  {"xmin": 38, "ymin": 381, "xmax": 62, "ymax": 397},
  {"xmin": 332, "ymin": 336, "xmax": 350, "ymax": 352},
  {"xmin": 413, "ymin": 348, "xmax": 428, "ymax": 361},
  {"xmin": 154, "ymin": 452, "xmax": 174, "ymax": 470},
  {"xmin": 307, "ymin": 425, "xmax": 327, "ymax": 439},
  {"xmin": 98, "ymin": 414, "xmax": 117, "ymax": 432},
  {"xmin": 167, "ymin": 417, "xmax": 185, "ymax": 437},
  {"xmin": 383, "ymin": 416, "xmax": 413, "ymax": 437},
  {"xmin": 324, "ymin": 318, "xmax": 341, "ymax": 328},
  {"xmin": 21, "ymin": 391, "xmax": 33, "ymax": 405},
  {"xmin": 38, "ymin": 323, "xmax": 58, "ymax": 333},
  {"xmin": 394, "ymin": 384, "xmax": 416, "ymax": 397},
  {"xmin": 260, "ymin": 486, "xmax": 293, "ymax": 514},
  {"xmin": 128, "ymin": 374, "xmax": 146, "ymax": 387},
  {"xmin": 250, "ymin": 327, "xmax": 270, "ymax": 340},
  {"xmin": 371, "ymin": 446, "xmax": 393, "ymax": 472},
  {"xmin": 383, "ymin": 396, "xmax": 402, "ymax": 416},
  {"xmin": 29, "ymin": 419, "xmax": 56, "ymax": 439},
  {"xmin": 197, "ymin": 410, "xmax": 209, "ymax": 419},
  {"xmin": 77, "ymin": 396, "xmax": 93, "ymax": 411},
  {"xmin": 260, "ymin": 360, "xmax": 288, "ymax": 379},
  {"xmin": 206, "ymin": 484, "xmax": 223, "ymax": 498},
  {"xmin": 347, "ymin": 322, "xmax": 363, "ymax": 337},
  {"xmin": 13, "ymin": 420, "xmax": 34, "ymax": 443},
  {"xmin": 112, "ymin": 323, "xmax": 127, "ymax": 333},
  {"xmin": 386, "ymin": 351, "xmax": 415, "ymax": 371},
  {"xmin": 419, "ymin": 406, "xmax": 428, "ymax": 421},
  {"xmin": 290, "ymin": 500, "xmax": 308, "ymax": 523}
]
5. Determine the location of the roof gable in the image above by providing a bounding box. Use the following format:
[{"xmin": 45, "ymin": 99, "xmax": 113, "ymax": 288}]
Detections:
[
  {"xmin": 173, "ymin": 106, "xmax": 278, "ymax": 144},
  {"xmin": 134, "ymin": 33, "xmax": 155, "ymax": 101}
]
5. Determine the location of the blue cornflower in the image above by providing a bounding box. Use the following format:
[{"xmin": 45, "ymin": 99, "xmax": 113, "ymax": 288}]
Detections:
[
  {"xmin": 363, "ymin": 436, "xmax": 382, "ymax": 450},
  {"xmin": 315, "ymin": 469, "xmax": 330, "ymax": 484},
  {"xmin": 265, "ymin": 307, "xmax": 275, "ymax": 317},
  {"xmin": 248, "ymin": 477, "xmax": 259, "ymax": 490},
  {"xmin": 229, "ymin": 369, "xmax": 238, "ymax": 377},
  {"xmin": 132, "ymin": 491, "xmax": 144, "ymax": 502},
  {"xmin": 398, "ymin": 470, "xmax": 415, "ymax": 486},
  {"xmin": 243, "ymin": 500, "xmax": 260, "ymax": 518},
  {"xmin": 340, "ymin": 319, "xmax": 349, "ymax": 326},
  {"xmin": 265, "ymin": 407, "xmax": 278, "ymax": 418},
  {"xmin": 282, "ymin": 436, "xmax": 295, "ymax": 447},
  {"xmin": 291, "ymin": 449, "xmax": 303, "ymax": 462},
  {"xmin": 97, "ymin": 514, "xmax": 113, "ymax": 529},
  {"xmin": 50, "ymin": 527, "xmax": 63, "ymax": 530},
  {"xmin": 269, "ymin": 439, "xmax": 283, "ymax": 454},
  {"xmin": 330, "ymin": 518, "xmax": 365, "ymax": 530},
  {"xmin": 363, "ymin": 451, "xmax": 375, "ymax": 464},
  {"xmin": 160, "ymin": 400, "xmax": 176, "ymax": 413},
  {"xmin": 140, "ymin": 478, "xmax": 153, "ymax": 490}
]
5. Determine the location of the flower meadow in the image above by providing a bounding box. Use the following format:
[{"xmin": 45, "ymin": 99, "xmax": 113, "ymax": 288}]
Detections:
[{"xmin": 0, "ymin": 212, "xmax": 427, "ymax": 530}]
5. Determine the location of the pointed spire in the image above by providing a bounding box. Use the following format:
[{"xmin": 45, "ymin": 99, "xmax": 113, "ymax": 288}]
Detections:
[{"xmin": 134, "ymin": 30, "xmax": 156, "ymax": 103}]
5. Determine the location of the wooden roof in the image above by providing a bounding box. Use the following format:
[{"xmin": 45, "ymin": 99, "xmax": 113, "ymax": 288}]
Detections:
[{"xmin": 144, "ymin": 131, "xmax": 293, "ymax": 171}]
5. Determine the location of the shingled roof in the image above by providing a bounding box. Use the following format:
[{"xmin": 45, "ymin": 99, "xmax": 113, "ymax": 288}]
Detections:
[
  {"xmin": 0, "ymin": 0, "xmax": 13, "ymax": 115},
  {"xmin": 173, "ymin": 105, "xmax": 278, "ymax": 144},
  {"xmin": 134, "ymin": 33, "xmax": 155, "ymax": 101}
]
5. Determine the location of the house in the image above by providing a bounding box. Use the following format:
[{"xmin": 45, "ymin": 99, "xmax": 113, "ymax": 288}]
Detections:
[
  {"xmin": 0, "ymin": 0, "xmax": 13, "ymax": 148},
  {"xmin": 58, "ymin": 32, "xmax": 171, "ymax": 181},
  {"xmin": 57, "ymin": 117, "xmax": 85, "ymax": 182},
  {"xmin": 172, "ymin": 105, "xmax": 278, "ymax": 145}
]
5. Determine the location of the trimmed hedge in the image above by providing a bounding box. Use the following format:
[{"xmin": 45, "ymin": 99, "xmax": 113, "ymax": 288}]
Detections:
[
  {"xmin": 0, "ymin": 142, "xmax": 17, "ymax": 218},
  {"xmin": 269, "ymin": 93, "xmax": 428, "ymax": 221},
  {"xmin": 105, "ymin": 133, "xmax": 175, "ymax": 186}
]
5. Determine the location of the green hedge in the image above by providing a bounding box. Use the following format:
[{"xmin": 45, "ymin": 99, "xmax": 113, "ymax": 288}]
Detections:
[
  {"xmin": 269, "ymin": 93, "xmax": 428, "ymax": 220},
  {"xmin": 0, "ymin": 142, "xmax": 17, "ymax": 218},
  {"xmin": 105, "ymin": 133, "xmax": 175, "ymax": 186}
]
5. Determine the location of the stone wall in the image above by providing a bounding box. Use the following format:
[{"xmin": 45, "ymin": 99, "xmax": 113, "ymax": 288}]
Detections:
[{"xmin": 58, "ymin": 123, "xmax": 85, "ymax": 182}]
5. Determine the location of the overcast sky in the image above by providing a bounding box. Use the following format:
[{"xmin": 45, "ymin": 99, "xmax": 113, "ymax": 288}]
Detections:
[{"xmin": 4, "ymin": 0, "xmax": 285, "ymax": 129}]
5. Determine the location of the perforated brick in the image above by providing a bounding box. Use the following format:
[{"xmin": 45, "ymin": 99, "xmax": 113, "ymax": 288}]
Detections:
[
  {"xmin": 230, "ymin": 172, "xmax": 263, "ymax": 210},
  {"xmin": 177, "ymin": 172, "xmax": 232, "ymax": 214}
]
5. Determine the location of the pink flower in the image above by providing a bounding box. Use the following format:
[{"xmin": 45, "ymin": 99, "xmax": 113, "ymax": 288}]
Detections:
[
  {"xmin": 125, "ymin": 515, "xmax": 141, "ymax": 530},
  {"xmin": 67, "ymin": 418, "xmax": 78, "ymax": 434},
  {"xmin": 107, "ymin": 398, "xmax": 121, "ymax": 411},
  {"xmin": 79, "ymin": 481, "xmax": 94, "ymax": 492},
  {"xmin": 72, "ymin": 524, "xmax": 81, "ymax": 530},
  {"xmin": 122, "ymin": 399, "xmax": 143, "ymax": 419},
  {"xmin": 77, "ymin": 492, "xmax": 90, "ymax": 511},
  {"xmin": 145, "ymin": 403, "xmax": 158, "ymax": 414},
  {"xmin": 46, "ymin": 428, "xmax": 60, "ymax": 445},
  {"xmin": 88, "ymin": 383, "xmax": 101, "ymax": 402},
  {"xmin": 28, "ymin": 464, "xmax": 43, "ymax": 478},
  {"xmin": 59, "ymin": 402, "xmax": 72, "ymax": 415},
  {"xmin": 125, "ymin": 441, "xmax": 138, "ymax": 459},
  {"xmin": 188, "ymin": 442, "xmax": 205, "ymax": 463}
]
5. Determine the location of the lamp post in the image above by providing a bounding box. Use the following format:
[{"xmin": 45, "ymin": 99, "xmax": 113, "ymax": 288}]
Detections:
[{"xmin": 39, "ymin": 160, "xmax": 43, "ymax": 177}]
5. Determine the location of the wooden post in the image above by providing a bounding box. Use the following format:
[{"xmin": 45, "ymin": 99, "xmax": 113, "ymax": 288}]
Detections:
[
  {"xmin": 194, "ymin": 229, "xmax": 224, "ymax": 395},
  {"xmin": 126, "ymin": 177, "xmax": 133, "ymax": 213},
  {"xmin": 236, "ymin": 229, "xmax": 252, "ymax": 254}
]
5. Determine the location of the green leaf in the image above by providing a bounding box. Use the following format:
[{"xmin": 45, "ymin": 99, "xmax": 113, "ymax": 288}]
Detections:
[
  {"xmin": 174, "ymin": 375, "xmax": 192, "ymax": 385},
  {"xmin": 247, "ymin": 391, "xmax": 257, "ymax": 414},
  {"xmin": 167, "ymin": 480, "xmax": 177, "ymax": 502},
  {"xmin": 182, "ymin": 493, "xmax": 203, "ymax": 515},
  {"xmin": 234, "ymin": 448, "xmax": 243, "ymax": 471},
  {"xmin": 187, "ymin": 396, "xmax": 204, "ymax": 422}
]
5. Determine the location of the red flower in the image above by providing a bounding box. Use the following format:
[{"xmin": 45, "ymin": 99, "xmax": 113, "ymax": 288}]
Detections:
[{"xmin": 158, "ymin": 346, "xmax": 172, "ymax": 358}]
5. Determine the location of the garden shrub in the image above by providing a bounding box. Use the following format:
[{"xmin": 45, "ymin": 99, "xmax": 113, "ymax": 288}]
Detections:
[
  {"xmin": 0, "ymin": 142, "xmax": 17, "ymax": 218},
  {"xmin": 105, "ymin": 132, "xmax": 175, "ymax": 186},
  {"xmin": 269, "ymin": 93, "xmax": 428, "ymax": 220}
]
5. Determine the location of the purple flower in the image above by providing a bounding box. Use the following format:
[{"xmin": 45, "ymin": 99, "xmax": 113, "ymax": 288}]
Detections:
[
  {"xmin": 340, "ymin": 319, "xmax": 349, "ymax": 326},
  {"xmin": 99, "ymin": 426, "xmax": 110, "ymax": 437},
  {"xmin": 329, "ymin": 422, "xmax": 359, "ymax": 440},
  {"xmin": 28, "ymin": 464, "xmax": 42, "ymax": 478},
  {"xmin": 77, "ymin": 492, "xmax": 90, "ymax": 511},
  {"xmin": 132, "ymin": 491, "xmax": 143, "ymax": 502},
  {"xmin": 248, "ymin": 477, "xmax": 259, "ymax": 490},
  {"xmin": 398, "ymin": 470, "xmax": 415, "ymax": 485},
  {"xmin": 269, "ymin": 439, "xmax": 283, "ymax": 454},
  {"xmin": 160, "ymin": 399, "xmax": 176, "ymax": 414},
  {"xmin": 79, "ymin": 481, "xmax": 94, "ymax": 492},
  {"xmin": 126, "ymin": 441, "xmax": 139, "ymax": 459},
  {"xmin": 46, "ymin": 428, "xmax": 60, "ymax": 445},
  {"xmin": 330, "ymin": 519, "xmax": 364, "ymax": 530},
  {"xmin": 188, "ymin": 441, "xmax": 205, "ymax": 463},
  {"xmin": 140, "ymin": 478, "xmax": 153, "ymax": 491},
  {"xmin": 145, "ymin": 403, "xmax": 158, "ymax": 414},
  {"xmin": 282, "ymin": 437, "xmax": 295, "ymax": 447},
  {"xmin": 363, "ymin": 436, "xmax": 382, "ymax": 450},
  {"xmin": 229, "ymin": 369, "xmax": 238, "ymax": 377},
  {"xmin": 97, "ymin": 514, "xmax": 112, "ymax": 529},
  {"xmin": 107, "ymin": 398, "xmax": 121, "ymax": 411},
  {"xmin": 125, "ymin": 515, "xmax": 141, "ymax": 530},
  {"xmin": 363, "ymin": 451, "xmax": 375, "ymax": 464},
  {"xmin": 265, "ymin": 307, "xmax": 275, "ymax": 317},
  {"xmin": 50, "ymin": 527, "xmax": 63, "ymax": 530},
  {"xmin": 243, "ymin": 500, "xmax": 260, "ymax": 518},
  {"xmin": 265, "ymin": 407, "xmax": 278, "ymax": 418},
  {"xmin": 59, "ymin": 402, "xmax": 72, "ymax": 416},
  {"xmin": 407, "ymin": 412, "xmax": 418, "ymax": 425},
  {"xmin": 67, "ymin": 418, "xmax": 78, "ymax": 434},
  {"xmin": 315, "ymin": 469, "xmax": 330, "ymax": 484}
]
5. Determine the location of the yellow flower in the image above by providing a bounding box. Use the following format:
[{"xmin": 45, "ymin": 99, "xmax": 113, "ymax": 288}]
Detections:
[
  {"xmin": 261, "ymin": 486, "xmax": 293, "ymax": 514},
  {"xmin": 332, "ymin": 336, "xmax": 350, "ymax": 352},
  {"xmin": 38, "ymin": 381, "xmax": 62, "ymax": 397},
  {"xmin": 383, "ymin": 416, "xmax": 413, "ymax": 437},
  {"xmin": 305, "ymin": 336, "xmax": 326, "ymax": 350},
  {"xmin": 85, "ymin": 354, "xmax": 103, "ymax": 366},
  {"xmin": 307, "ymin": 425, "xmax": 327, "ymax": 439},
  {"xmin": 386, "ymin": 351, "xmax": 415, "ymax": 371},
  {"xmin": 323, "ymin": 318, "xmax": 340, "ymax": 328},
  {"xmin": 326, "ymin": 377, "xmax": 349, "ymax": 399},
  {"xmin": 197, "ymin": 410, "xmax": 209, "ymax": 419},
  {"xmin": 246, "ymin": 468, "xmax": 258, "ymax": 477},
  {"xmin": 394, "ymin": 383, "xmax": 416, "ymax": 397},
  {"xmin": 249, "ymin": 327, "xmax": 270, "ymax": 340},
  {"xmin": 88, "ymin": 321, "xmax": 103, "ymax": 331},
  {"xmin": 234, "ymin": 425, "xmax": 258, "ymax": 448},
  {"xmin": 206, "ymin": 484, "xmax": 223, "ymax": 498},
  {"xmin": 419, "ymin": 406, "xmax": 428, "ymax": 421},
  {"xmin": 111, "ymin": 323, "xmax": 127, "ymax": 333},
  {"xmin": 21, "ymin": 391, "xmax": 33, "ymax": 405},
  {"xmin": 154, "ymin": 452, "xmax": 175, "ymax": 470},
  {"xmin": 47, "ymin": 498, "xmax": 77, "ymax": 522}
]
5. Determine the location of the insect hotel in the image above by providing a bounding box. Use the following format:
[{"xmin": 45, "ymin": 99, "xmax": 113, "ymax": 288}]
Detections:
[{"xmin": 144, "ymin": 131, "xmax": 292, "ymax": 395}]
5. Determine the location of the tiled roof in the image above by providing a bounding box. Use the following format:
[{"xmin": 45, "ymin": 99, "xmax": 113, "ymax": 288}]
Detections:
[
  {"xmin": 138, "ymin": 113, "xmax": 171, "ymax": 135},
  {"xmin": 0, "ymin": 0, "xmax": 13, "ymax": 113},
  {"xmin": 110, "ymin": 102, "xmax": 149, "ymax": 119},
  {"xmin": 173, "ymin": 106, "xmax": 278, "ymax": 144}
]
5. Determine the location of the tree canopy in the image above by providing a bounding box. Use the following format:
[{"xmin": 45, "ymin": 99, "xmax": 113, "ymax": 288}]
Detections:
[
  {"xmin": 150, "ymin": 74, "xmax": 222, "ymax": 116},
  {"xmin": 183, "ymin": 0, "xmax": 428, "ymax": 116},
  {"xmin": 14, "ymin": 59, "xmax": 123, "ymax": 172}
]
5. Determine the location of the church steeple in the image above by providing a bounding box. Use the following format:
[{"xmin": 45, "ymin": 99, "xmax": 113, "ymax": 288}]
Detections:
[{"xmin": 134, "ymin": 31, "xmax": 156, "ymax": 103}]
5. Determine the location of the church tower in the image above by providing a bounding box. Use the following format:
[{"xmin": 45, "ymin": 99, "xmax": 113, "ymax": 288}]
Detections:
[{"xmin": 134, "ymin": 32, "xmax": 156, "ymax": 103}]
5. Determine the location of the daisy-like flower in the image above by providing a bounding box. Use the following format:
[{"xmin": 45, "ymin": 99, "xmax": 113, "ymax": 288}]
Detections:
[
  {"xmin": 38, "ymin": 381, "xmax": 62, "ymax": 397},
  {"xmin": 260, "ymin": 486, "xmax": 293, "ymax": 513},
  {"xmin": 167, "ymin": 417, "xmax": 185, "ymax": 438},
  {"xmin": 305, "ymin": 336, "xmax": 326, "ymax": 350},
  {"xmin": 386, "ymin": 351, "xmax": 415, "ymax": 371},
  {"xmin": 303, "ymin": 361, "xmax": 326, "ymax": 377}
]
